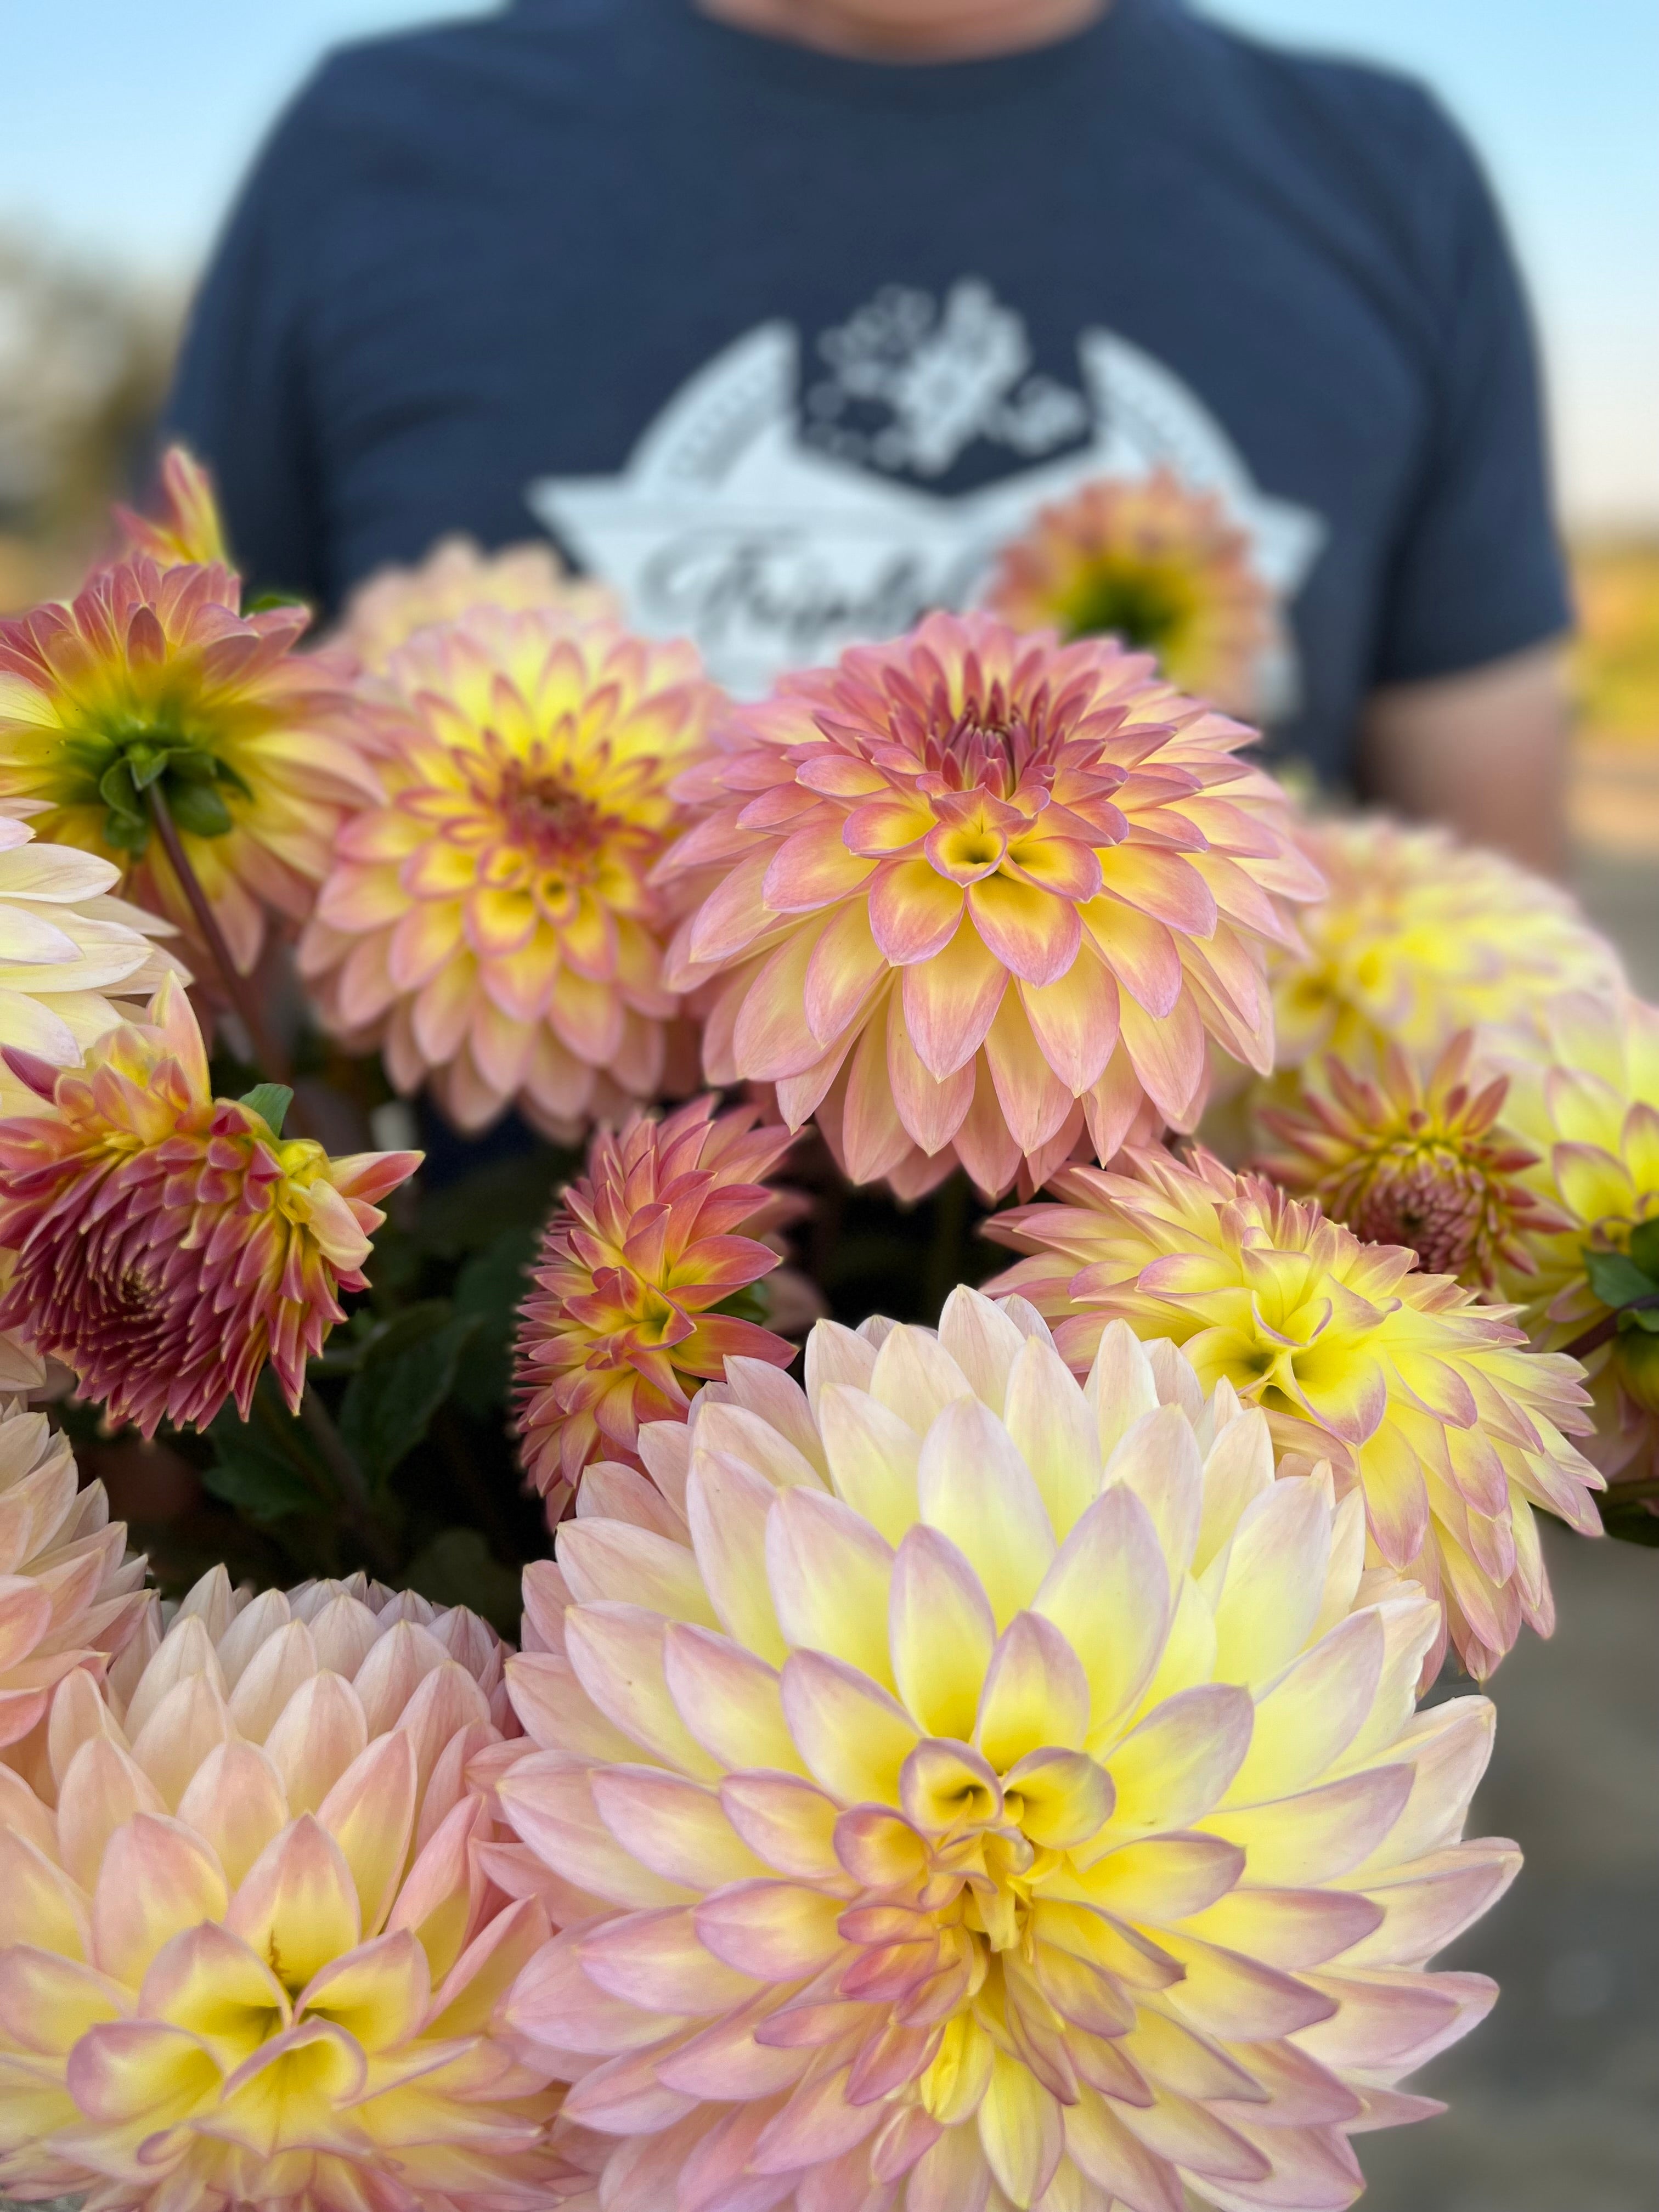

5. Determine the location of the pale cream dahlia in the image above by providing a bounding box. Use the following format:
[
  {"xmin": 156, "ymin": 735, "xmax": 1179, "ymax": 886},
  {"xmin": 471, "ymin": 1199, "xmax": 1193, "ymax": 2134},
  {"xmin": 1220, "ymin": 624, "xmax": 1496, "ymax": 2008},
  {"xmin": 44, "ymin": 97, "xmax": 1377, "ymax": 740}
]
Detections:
[
  {"xmin": 0, "ymin": 808, "xmax": 183, "ymax": 1116},
  {"xmin": 514, "ymin": 1097, "xmax": 797, "ymax": 1519},
  {"xmin": 1489, "ymin": 991, "xmax": 1659, "ymax": 1494},
  {"xmin": 300, "ymin": 607, "xmax": 718, "ymax": 1138},
  {"xmin": 0, "ymin": 976, "xmax": 420, "ymax": 1436},
  {"xmin": 0, "ymin": 1565, "xmax": 584, "ymax": 2211},
  {"xmin": 0, "ymin": 554, "xmax": 380, "ymax": 974},
  {"xmin": 338, "ymin": 535, "xmax": 620, "ymax": 674},
  {"xmin": 1258, "ymin": 1033, "xmax": 1568, "ymax": 1292},
  {"xmin": 1273, "ymin": 816, "xmax": 1623, "ymax": 1080},
  {"xmin": 0, "ymin": 1393, "xmax": 149, "ymax": 1765},
  {"xmin": 985, "ymin": 467, "xmax": 1277, "ymax": 718},
  {"xmin": 988, "ymin": 1148, "xmax": 1602, "ymax": 1678},
  {"xmin": 499, "ymin": 1289, "xmax": 1516, "ymax": 2212},
  {"xmin": 661, "ymin": 612, "xmax": 1322, "ymax": 1201}
]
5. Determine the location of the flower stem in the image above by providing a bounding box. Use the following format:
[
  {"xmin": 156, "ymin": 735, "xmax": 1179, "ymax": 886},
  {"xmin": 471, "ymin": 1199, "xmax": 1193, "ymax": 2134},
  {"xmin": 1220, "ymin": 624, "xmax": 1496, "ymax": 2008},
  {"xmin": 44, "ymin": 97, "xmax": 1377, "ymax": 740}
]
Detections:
[
  {"xmin": 1604, "ymin": 1475, "xmax": 1659, "ymax": 1507},
  {"xmin": 1563, "ymin": 1295, "xmax": 1659, "ymax": 1363},
  {"xmin": 146, "ymin": 783, "xmax": 293, "ymax": 1084}
]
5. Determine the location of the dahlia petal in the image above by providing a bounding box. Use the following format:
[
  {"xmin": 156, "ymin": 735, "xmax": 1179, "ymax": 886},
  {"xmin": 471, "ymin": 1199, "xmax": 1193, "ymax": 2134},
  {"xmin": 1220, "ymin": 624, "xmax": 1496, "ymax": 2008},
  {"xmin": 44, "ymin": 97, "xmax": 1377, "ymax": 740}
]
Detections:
[
  {"xmin": 1036, "ymin": 1488, "xmax": 1170, "ymax": 1743},
  {"xmin": 1207, "ymin": 1475, "xmax": 1334, "ymax": 1690},
  {"xmin": 765, "ymin": 1488, "xmax": 896, "ymax": 1686},
  {"xmin": 693, "ymin": 1881, "xmax": 850, "ymax": 1985},
  {"xmin": 1002, "ymin": 1335, "xmax": 1098, "ymax": 1541},
  {"xmin": 985, "ymin": 990, "xmax": 1077, "ymax": 1153},
  {"xmin": 91, "ymin": 1813, "xmax": 229, "ymax": 1987},
  {"xmin": 804, "ymin": 899, "xmax": 889, "ymax": 1046},
  {"xmin": 733, "ymin": 921, "xmax": 836, "ymax": 1080},
  {"xmin": 978, "ymin": 2045, "xmax": 1065, "ymax": 2205},
  {"xmin": 975, "ymin": 1612, "xmax": 1091, "ymax": 1769},
  {"xmin": 1094, "ymin": 847, "xmax": 1217, "ymax": 936},
  {"xmin": 1102, "ymin": 1684, "xmax": 1254, "ymax": 1834},
  {"xmin": 662, "ymin": 1623, "xmax": 810, "ymax": 1776},
  {"xmin": 889, "ymin": 1523, "xmax": 997, "ymax": 1741},
  {"xmin": 719, "ymin": 1774, "xmax": 844, "ymax": 1880},
  {"xmin": 1116, "ymin": 989, "xmax": 1207, "ymax": 1128},
  {"xmin": 223, "ymin": 1815, "xmax": 361, "ymax": 1996},
  {"xmin": 563, "ymin": 1605, "xmax": 723, "ymax": 1778},
  {"xmin": 901, "ymin": 927, "xmax": 1009, "ymax": 1081},
  {"xmin": 496, "ymin": 1758, "xmax": 696, "ymax": 1911},
  {"xmin": 1200, "ymin": 1766, "xmax": 1415, "ymax": 1886},
  {"xmin": 1063, "ymin": 2085, "xmax": 1184, "ymax": 2212},
  {"xmin": 917, "ymin": 1396, "xmax": 1057, "ymax": 1629},
  {"xmin": 1295, "ymin": 1966, "xmax": 1494, "ymax": 2073},
  {"xmin": 685, "ymin": 1452, "xmax": 789, "ymax": 1664},
  {"xmin": 968, "ymin": 874, "xmax": 1080, "ymax": 988},
  {"xmin": 1017, "ymin": 955, "xmax": 1121, "ymax": 1097},
  {"xmin": 590, "ymin": 1768, "xmax": 769, "ymax": 1889},
  {"xmin": 888, "ymin": 1007, "xmax": 975, "ymax": 1156},
  {"xmin": 558, "ymin": 1519, "xmax": 720, "ymax": 1628},
  {"xmin": 506, "ymin": 1926, "xmax": 684, "ymax": 2057},
  {"xmin": 763, "ymin": 826, "xmax": 877, "ymax": 912},
  {"xmin": 838, "ymin": 1011, "xmax": 919, "ymax": 1186},
  {"xmin": 780, "ymin": 1649, "xmax": 919, "ymax": 1805},
  {"xmin": 868, "ymin": 859, "xmax": 965, "ymax": 966},
  {"xmin": 1224, "ymin": 1610, "xmax": 1386, "ymax": 1803},
  {"xmin": 1085, "ymin": 901, "xmax": 1183, "ymax": 1020}
]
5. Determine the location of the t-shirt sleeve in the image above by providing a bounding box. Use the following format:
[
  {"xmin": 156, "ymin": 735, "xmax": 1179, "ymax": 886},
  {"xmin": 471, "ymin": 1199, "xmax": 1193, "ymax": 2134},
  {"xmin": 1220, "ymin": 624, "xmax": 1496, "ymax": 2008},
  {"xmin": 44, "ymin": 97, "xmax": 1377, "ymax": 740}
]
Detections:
[
  {"xmin": 1368, "ymin": 107, "xmax": 1571, "ymax": 689},
  {"xmin": 163, "ymin": 95, "xmax": 330, "ymax": 606}
]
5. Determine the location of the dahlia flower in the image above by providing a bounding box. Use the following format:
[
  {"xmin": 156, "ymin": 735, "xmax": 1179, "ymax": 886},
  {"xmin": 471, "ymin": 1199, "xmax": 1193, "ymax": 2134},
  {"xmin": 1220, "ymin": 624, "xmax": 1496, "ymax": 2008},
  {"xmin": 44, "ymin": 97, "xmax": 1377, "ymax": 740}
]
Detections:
[
  {"xmin": 0, "ymin": 1565, "xmax": 581, "ymax": 2211},
  {"xmin": 0, "ymin": 1393, "xmax": 149, "ymax": 1762},
  {"xmin": 1259, "ymin": 1032, "xmax": 1568, "ymax": 1291},
  {"xmin": 661, "ymin": 612, "xmax": 1322, "ymax": 1201},
  {"xmin": 1273, "ymin": 816, "xmax": 1622, "ymax": 1080},
  {"xmin": 0, "ymin": 809, "xmax": 182, "ymax": 1116},
  {"xmin": 0, "ymin": 975, "xmax": 420, "ymax": 1436},
  {"xmin": 299, "ymin": 607, "xmax": 718, "ymax": 1138},
  {"xmin": 985, "ymin": 467, "xmax": 1276, "ymax": 718},
  {"xmin": 988, "ymin": 1147, "xmax": 1602, "ymax": 1677},
  {"xmin": 499, "ymin": 1288, "xmax": 1517, "ymax": 2212},
  {"xmin": 0, "ymin": 554, "xmax": 379, "ymax": 973},
  {"xmin": 115, "ymin": 443, "xmax": 232, "ymax": 571},
  {"xmin": 515, "ymin": 1096, "xmax": 797, "ymax": 1519},
  {"xmin": 1489, "ymin": 991, "xmax": 1659, "ymax": 1495},
  {"xmin": 338, "ymin": 534, "xmax": 619, "ymax": 674}
]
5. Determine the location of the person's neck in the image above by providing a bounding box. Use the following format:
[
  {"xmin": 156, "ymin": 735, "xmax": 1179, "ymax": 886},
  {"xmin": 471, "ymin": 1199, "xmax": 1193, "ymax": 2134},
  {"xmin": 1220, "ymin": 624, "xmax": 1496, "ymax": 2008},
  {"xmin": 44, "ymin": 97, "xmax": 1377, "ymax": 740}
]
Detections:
[{"xmin": 696, "ymin": 0, "xmax": 1109, "ymax": 64}]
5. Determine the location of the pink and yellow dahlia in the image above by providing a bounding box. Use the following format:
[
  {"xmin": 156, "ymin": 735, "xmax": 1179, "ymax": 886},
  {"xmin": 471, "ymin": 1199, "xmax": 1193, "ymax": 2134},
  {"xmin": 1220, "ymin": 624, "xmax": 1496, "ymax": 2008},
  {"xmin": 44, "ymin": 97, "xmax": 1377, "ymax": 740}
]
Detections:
[
  {"xmin": 988, "ymin": 1147, "xmax": 1602, "ymax": 1677},
  {"xmin": 0, "ymin": 976, "xmax": 420, "ymax": 1435},
  {"xmin": 1258, "ymin": 1033, "xmax": 1568, "ymax": 1291},
  {"xmin": 0, "ymin": 809, "xmax": 183, "ymax": 1116},
  {"xmin": 1489, "ymin": 991, "xmax": 1659, "ymax": 1495},
  {"xmin": 661, "ymin": 612, "xmax": 1322, "ymax": 1201},
  {"xmin": 514, "ymin": 1096, "xmax": 797, "ymax": 1520},
  {"xmin": 985, "ymin": 467, "xmax": 1277, "ymax": 718},
  {"xmin": 0, "ymin": 553, "xmax": 380, "ymax": 974},
  {"xmin": 115, "ymin": 443, "xmax": 232, "ymax": 571},
  {"xmin": 0, "ymin": 1392, "xmax": 149, "ymax": 1764},
  {"xmin": 338, "ymin": 534, "xmax": 620, "ymax": 674},
  {"xmin": 499, "ymin": 1289, "xmax": 1517, "ymax": 2211},
  {"xmin": 300, "ymin": 607, "xmax": 718, "ymax": 1138},
  {"xmin": 1273, "ymin": 817, "xmax": 1622, "ymax": 1080},
  {"xmin": 0, "ymin": 1565, "xmax": 582, "ymax": 2212}
]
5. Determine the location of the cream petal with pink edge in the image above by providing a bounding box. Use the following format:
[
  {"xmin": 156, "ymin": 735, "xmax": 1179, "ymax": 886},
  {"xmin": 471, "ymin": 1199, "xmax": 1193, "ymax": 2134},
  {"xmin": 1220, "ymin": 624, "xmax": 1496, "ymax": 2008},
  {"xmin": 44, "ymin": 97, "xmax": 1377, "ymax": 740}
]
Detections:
[
  {"xmin": 0, "ymin": 1565, "xmax": 591, "ymax": 2210},
  {"xmin": 500, "ymin": 1289, "xmax": 1513, "ymax": 2210},
  {"xmin": 658, "ymin": 612, "xmax": 1319, "ymax": 1198}
]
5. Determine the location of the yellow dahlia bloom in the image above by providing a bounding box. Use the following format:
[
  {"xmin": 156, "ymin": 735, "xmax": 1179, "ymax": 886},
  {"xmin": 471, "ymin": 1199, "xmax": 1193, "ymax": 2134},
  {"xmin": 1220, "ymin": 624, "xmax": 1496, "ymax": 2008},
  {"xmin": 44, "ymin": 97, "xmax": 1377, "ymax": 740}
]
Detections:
[
  {"xmin": 514, "ymin": 1096, "xmax": 797, "ymax": 1519},
  {"xmin": 338, "ymin": 534, "xmax": 620, "ymax": 674},
  {"xmin": 0, "ymin": 1565, "xmax": 580, "ymax": 2212},
  {"xmin": 0, "ymin": 554, "xmax": 380, "ymax": 974},
  {"xmin": 1490, "ymin": 991, "xmax": 1659, "ymax": 1494},
  {"xmin": 1273, "ymin": 816, "xmax": 1623, "ymax": 1080},
  {"xmin": 661, "ymin": 612, "xmax": 1322, "ymax": 1201},
  {"xmin": 115, "ymin": 444, "xmax": 232, "ymax": 571},
  {"xmin": 985, "ymin": 467, "xmax": 1276, "ymax": 718},
  {"xmin": 0, "ymin": 809, "xmax": 183, "ymax": 1116},
  {"xmin": 988, "ymin": 1148, "xmax": 1602, "ymax": 1677},
  {"xmin": 0, "ymin": 976, "xmax": 420, "ymax": 1436},
  {"xmin": 499, "ymin": 1289, "xmax": 1516, "ymax": 2211},
  {"xmin": 300, "ymin": 607, "xmax": 718, "ymax": 1138},
  {"xmin": 0, "ymin": 1393, "xmax": 149, "ymax": 1762},
  {"xmin": 1259, "ymin": 1033, "xmax": 1568, "ymax": 1291}
]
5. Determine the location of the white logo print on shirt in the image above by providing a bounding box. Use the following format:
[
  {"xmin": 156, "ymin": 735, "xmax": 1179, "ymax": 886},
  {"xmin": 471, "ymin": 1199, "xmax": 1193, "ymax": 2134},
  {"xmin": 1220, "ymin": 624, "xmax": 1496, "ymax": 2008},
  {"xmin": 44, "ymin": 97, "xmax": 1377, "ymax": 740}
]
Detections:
[{"xmin": 527, "ymin": 279, "xmax": 1325, "ymax": 707}]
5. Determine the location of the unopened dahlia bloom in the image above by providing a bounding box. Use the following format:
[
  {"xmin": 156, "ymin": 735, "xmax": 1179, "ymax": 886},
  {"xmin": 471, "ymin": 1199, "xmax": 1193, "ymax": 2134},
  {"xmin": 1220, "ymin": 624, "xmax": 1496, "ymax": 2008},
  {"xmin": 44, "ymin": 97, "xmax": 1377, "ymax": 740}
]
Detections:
[
  {"xmin": 1259, "ymin": 1033, "xmax": 1567, "ymax": 1291},
  {"xmin": 1273, "ymin": 817, "xmax": 1622, "ymax": 1080},
  {"xmin": 515, "ymin": 1096, "xmax": 797, "ymax": 1519},
  {"xmin": 985, "ymin": 467, "xmax": 1276, "ymax": 717},
  {"xmin": 338, "ymin": 534, "xmax": 620, "ymax": 674},
  {"xmin": 115, "ymin": 443, "xmax": 232, "ymax": 571},
  {"xmin": 300, "ymin": 607, "xmax": 718, "ymax": 1137},
  {"xmin": 500, "ymin": 1289, "xmax": 1517, "ymax": 2212},
  {"xmin": 0, "ymin": 1395, "xmax": 149, "ymax": 1760},
  {"xmin": 0, "ymin": 1565, "xmax": 581, "ymax": 2212},
  {"xmin": 0, "ymin": 554, "xmax": 379, "ymax": 974},
  {"xmin": 662, "ymin": 612, "xmax": 1322, "ymax": 1201},
  {"xmin": 988, "ymin": 1148, "xmax": 1602, "ymax": 1677},
  {"xmin": 0, "ymin": 976, "xmax": 420, "ymax": 1435},
  {"xmin": 1490, "ymin": 991, "xmax": 1659, "ymax": 1493},
  {"xmin": 0, "ymin": 809, "xmax": 183, "ymax": 1115}
]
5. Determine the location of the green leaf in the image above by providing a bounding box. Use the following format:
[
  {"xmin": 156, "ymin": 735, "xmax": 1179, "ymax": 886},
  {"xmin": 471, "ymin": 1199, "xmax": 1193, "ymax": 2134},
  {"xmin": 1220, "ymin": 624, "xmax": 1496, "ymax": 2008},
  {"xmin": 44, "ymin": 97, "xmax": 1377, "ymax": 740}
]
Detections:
[
  {"xmin": 1629, "ymin": 1220, "xmax": 1659, "ymax": 1277},
  {"xmin": 1623, "ymin": 1304, "xmax": 1659, "ymax": 1334},
  {"xmin": 1600, "ymin": 1502, "xmax": 1659, "ymax": 1549},
  {"xmin": 402, "ymin": 1527, "xmax": 523, "ymax": 1633},
  {"xmin": 340, "ymin": 1301, "xmax": 481, "ymax": 1483},
  {"xmin": 125, "ymin": 740, "xmax": 178, "ymax": 792},
  {"xmin": 246, "ymin": 589, "xmax": 313, "ymax": 613},
  {"xmin": 239, "ymin": 1084, "xmax": 294, "ymax": 1137},
  {"xmin": 1584, "ymin": 1247, "xmax": 1656, "ymax": 1311},
  {"xmin": 102, "ymin": 808, "xmax": 151, "ymax": 856},
  {"xmin": 98, "ymin": 757, "xmax": 144, "ymax": 822},
  {"xmin": 167, "ymin": 778, "xmax": 234, "ymax": 839},
  {"xmin": 452, "ymin": 1224, "xmax": 539, "ymax": 1419},
  {"xmin": 416, "ymin": 1151, "xmax": 571, "ymax": 1260},
  {"xmin": 202, "ymin": 1413, "xmax": 321, "ymax": 1525}
]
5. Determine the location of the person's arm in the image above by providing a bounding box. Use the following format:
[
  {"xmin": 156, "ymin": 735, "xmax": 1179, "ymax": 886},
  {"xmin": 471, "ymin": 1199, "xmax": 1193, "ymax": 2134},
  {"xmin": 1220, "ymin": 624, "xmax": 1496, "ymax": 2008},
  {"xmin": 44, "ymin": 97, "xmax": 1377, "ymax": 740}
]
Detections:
[
  {"xmin": 1358, "ymin": 637, "xmax": 1571, "ymax": 877},
  {"xmin": 1359, "ymin": 94, "xmax": 1572, "ymax": 873}
]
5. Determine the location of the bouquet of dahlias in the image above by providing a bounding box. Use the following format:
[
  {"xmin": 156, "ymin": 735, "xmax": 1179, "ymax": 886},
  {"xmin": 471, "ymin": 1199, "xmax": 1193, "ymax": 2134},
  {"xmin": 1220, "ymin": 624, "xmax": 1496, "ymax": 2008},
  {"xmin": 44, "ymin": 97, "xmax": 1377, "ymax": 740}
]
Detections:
[{"xmin": 0, "ymin": 447, "xmax": 1648, "ymax": 2212}]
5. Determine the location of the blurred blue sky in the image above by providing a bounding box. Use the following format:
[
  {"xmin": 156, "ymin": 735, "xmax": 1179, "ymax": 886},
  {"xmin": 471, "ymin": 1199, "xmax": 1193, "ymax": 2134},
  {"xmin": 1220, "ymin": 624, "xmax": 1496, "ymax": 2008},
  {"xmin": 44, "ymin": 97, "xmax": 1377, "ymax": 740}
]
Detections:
[{"xmin": 2, "ymin": 0, "xmax": 1655, "ymax": 524}]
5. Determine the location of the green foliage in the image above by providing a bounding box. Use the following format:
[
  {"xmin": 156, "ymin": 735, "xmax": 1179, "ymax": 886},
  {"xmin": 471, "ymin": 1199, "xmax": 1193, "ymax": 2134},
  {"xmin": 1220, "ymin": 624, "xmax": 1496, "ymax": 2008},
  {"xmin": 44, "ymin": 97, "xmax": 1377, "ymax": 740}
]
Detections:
[
  {"xmin": 1583, "ymin": 1237, "xmax": 1659, "ymax": 1331},
  {"xmin": 452, "ymin": 1226, "xmax": 539, "ymax": 1420},
  {"xmin": 1600, "ymin": 1497, "xmax": 1659, "ymax": 1548},
  {"xmin": 201, "ymin": 1422, "xmax": 320, "ymax": 1525},
  {"xmin": 403, "ymin": 1527, "xmax": 524, "ymax": 1634},
  {"xmin": 239, "ymin": 1084, "xmax": 294, "ymax": 1136},
  {"xmin": 340, "ymin": 1302, "xmax": 482, "ymax": 1486}
]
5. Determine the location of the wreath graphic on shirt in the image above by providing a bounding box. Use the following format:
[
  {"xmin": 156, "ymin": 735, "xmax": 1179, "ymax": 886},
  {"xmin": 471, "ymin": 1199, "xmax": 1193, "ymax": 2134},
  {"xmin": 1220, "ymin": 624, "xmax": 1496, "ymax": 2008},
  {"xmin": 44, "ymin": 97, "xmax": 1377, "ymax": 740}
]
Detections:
[{"xmin": 527, "ymin": 276, "xmax": 1324, "ymax": 707}]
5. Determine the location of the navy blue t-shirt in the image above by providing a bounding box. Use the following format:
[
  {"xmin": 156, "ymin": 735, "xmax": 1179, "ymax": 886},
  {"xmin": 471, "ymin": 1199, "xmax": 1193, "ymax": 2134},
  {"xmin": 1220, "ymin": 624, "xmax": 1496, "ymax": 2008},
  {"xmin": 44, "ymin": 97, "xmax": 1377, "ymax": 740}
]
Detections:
[{"xmin": 167, "ymin": 0, "xmax": 1569, "ymax": 779}]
